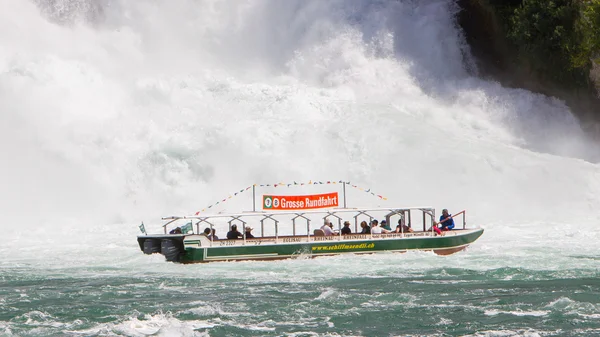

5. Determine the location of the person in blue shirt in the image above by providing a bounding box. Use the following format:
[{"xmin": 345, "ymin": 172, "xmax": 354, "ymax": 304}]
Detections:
[{"xmin": 438, "ymin": 209, "xmax": 455, "ymax": 231}]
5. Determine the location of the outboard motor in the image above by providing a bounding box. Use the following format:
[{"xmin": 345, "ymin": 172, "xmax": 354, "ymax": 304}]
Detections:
[
  {"xmin": 161, "ymin": 239, "xmax": 181, "ymax": 262},
  {"xmin": 143, "ymin": 239, "xmax": 161, "ymax": 255}
]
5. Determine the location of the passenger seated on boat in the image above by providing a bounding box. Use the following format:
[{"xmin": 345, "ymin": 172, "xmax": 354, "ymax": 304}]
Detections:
[
  {"xmin": 203, "ymin": 227, "xmax": 218, "ymax": 240},
  {"xmin": 359, "ymin": 221, "xmax": 371, "ymax": 234},
  {"xmin": 395, "ymin": 219, "xmax": 413, "ymax": 233},
  {"xmin": 371, "ymin": 220, "xmax": 391, "ymax": 234},
  {"xmin": 226, "ymin": 224, "xmax": 244, "ymax": 239},
  {"xmin": 381, "ymin": 220, "xmax": 392, "ymax": 231},
  {"xmin": 320, "ymin": 220, "xmax": 335, "ymax": 236},
  {"xmin": 169, "ymin": 227, "xmax": 182, "ymax": 234},
  {"xmin": 438, "ymin": 209, "xmax": 455, "ymax": 231},
  {"xmin": 429, "ymin": 225, "xmax": 442, "ymax": 235},
  {"xmin": 341, "ymin": 221, "xmax": 352, "ymax": 235},
  {"xmin": 245, "ymin": 226, "xmax": 255, "ymax": 239}
]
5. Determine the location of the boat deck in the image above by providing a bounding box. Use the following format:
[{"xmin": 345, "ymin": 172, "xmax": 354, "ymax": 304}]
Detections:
[{"xmin": 179, "ymin": 228, "xmax": 480, "ymax": 248}]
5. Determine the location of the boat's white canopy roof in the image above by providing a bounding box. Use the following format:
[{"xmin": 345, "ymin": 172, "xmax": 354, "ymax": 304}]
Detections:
[{"xmin": 162, "ymin": 206, "xmax": 436, "ymax": 221}]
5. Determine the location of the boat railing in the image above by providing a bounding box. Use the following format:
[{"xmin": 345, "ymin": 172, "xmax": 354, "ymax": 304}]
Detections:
[
  {"xmin": 443, "ymin": 210, "xmax": 466, "ymax": 229},
  {"xmin": 455, "ymin": 210, "xmax": 466, "ymax": 229},
  {"xmin": 160, "ymin": 206, "xmax": 452, "ymax": 242}
]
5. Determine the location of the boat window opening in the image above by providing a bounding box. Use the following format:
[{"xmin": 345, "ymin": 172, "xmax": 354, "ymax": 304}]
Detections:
[
  {"xmin": 193, "ymin": 218, "xmax": 216, "ymax": 244},
  {"xmin": 352, "ymin": 210, "xmax": 372, "ymax": 233},
  {"xmin": 259, "ymin": 214, "xmax": 280, "ymax": 239},
  {"xmin": 196, "ymin": 218, "xmax": 213, "ymax": 238},
  {"xmin": 291, "ymin": 213, "xmax": 311, "ymax": 239},
  {"xmin": 323, "ymin": 213, "xmax": 343, "ymax": 238},
  {"xmin": 162, "ymin": 218, "xmax": 179, "ymax": 234},
  {"xmin": 418, "ymin": 208, "xmax": 435, "ymax": 233},
  {"xmin": 227, "ymin": 216, "xmax": 246, "ymax": 232},
  {"xmin": 384, "ymin": 210, "xmax": 402, "ymax": 234}
]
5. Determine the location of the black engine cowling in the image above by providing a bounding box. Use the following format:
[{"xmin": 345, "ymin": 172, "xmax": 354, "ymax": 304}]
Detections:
[
  {"xmin": 161, "ymin": 239, "xmax": 182, "ymax": 262},
  {"xmin": 143, "ymin": 239, "xmax": 161, "ymax": 255}
]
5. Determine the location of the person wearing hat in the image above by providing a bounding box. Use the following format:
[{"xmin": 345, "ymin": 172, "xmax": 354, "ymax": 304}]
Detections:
[
  {"xmin": 341, "ymin": 221, "xmax": 352, "ymax": 235},
  {"xmin": 245, "ymin": 226, "xmax": 255, "ymax": 239},
  {"xmin": 226, "ymin": 224, "xmax": 243, "ymax": 239},
  {"xmin": 381, "ymin": 220, "xmax": 392, "ymax": 231}
]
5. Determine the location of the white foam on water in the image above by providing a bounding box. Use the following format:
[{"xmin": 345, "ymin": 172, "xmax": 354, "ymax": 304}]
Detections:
[
  {"xmin": 315, "ymin": 288, "xmax": 338, "ymax": 301},
  {"xmin": 545, "ymin": 297, "xmax": 600, "ymax": 317},
  {"xmin": 2, "ymin": 311, "xmax": 85, "ymax": 336},
  {"xmin": 64, "ymin": 312, "xmax": 212, "ymax": 337},
  {"xmin": 484, "ymin": 309, "xmax": 550, "ymax": 317},
  {"xmin": 436, "ymin": 317, "xmax": 453, "ymax": 326},
  {"xmin": 1, "ymin": 0, "xmax": 600, "ymax": 276},
  {"xmin": 0, "ymin": 324, "xmax": 12, "ymax": 336},
  {"xmin": 183, "ymin": 305, "xmax": 220, "ymax": 318},
  {"xmin": 579, "ymin": 314, "xmax": 600, "ymax": 319},
  {"xmin": 461, "ymin": 330, "xmax": 547, "ymax": 337}
]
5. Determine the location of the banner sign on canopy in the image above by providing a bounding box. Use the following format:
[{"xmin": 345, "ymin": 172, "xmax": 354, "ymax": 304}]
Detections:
[
  {"xmin": 194, "ymin": 181, "xmax": 387, "ymax": 215},
  {"xmin": 263, "ymin": 192, "xmax": 339, "ymax": 210}
]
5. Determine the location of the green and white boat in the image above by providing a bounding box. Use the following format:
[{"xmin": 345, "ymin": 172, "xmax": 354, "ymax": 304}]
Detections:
[{"xmin": 136, "ymin": 183, "xmax": 484, "ymax": 263}]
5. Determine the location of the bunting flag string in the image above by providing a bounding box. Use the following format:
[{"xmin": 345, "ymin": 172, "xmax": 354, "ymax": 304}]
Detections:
[{"xmin": 194, "ymin": 180, "xmax": 388, "ymax": 215}]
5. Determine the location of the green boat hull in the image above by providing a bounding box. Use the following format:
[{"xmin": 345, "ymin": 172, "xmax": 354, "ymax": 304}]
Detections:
[{"xmin": 177, "ymin": 228, "xmax": 484, "ymax": 263}]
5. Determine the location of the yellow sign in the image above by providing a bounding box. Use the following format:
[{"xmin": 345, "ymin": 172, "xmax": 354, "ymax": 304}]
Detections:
[{"xmin": 312, "ymin": 243, "xmax": 375, "ymax": 251}]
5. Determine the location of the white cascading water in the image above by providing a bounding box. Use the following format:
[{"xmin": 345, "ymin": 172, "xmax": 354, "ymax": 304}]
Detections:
[{"xmin": 2, "ymin": 0, "xmax": 600, "ymax": 268}]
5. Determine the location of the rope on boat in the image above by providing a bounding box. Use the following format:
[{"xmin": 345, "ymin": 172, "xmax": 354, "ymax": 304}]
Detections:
[{"xmin": 194, "ymin": 180, "xmax": 388, "ymax": 215}]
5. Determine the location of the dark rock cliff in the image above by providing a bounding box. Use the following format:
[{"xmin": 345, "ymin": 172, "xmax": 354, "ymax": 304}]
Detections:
[{"xmin": 456, "ymin": 0, "xmax": 600, "ymax": 136}]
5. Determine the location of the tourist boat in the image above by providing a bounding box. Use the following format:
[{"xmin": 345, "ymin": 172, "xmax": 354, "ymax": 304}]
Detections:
[{"xmin": 136, "ymin": 182, "xmax": 484, "ymax": 263}]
